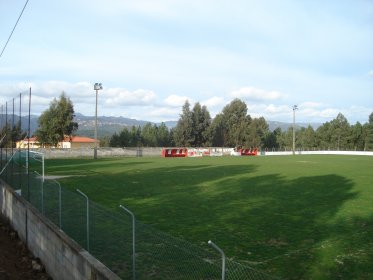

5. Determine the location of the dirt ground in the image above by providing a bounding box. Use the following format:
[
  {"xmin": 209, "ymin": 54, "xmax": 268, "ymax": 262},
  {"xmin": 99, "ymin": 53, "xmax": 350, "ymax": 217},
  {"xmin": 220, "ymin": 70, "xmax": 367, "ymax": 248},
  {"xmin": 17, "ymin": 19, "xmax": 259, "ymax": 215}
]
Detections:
[{"xmin": 0, "ymin": 216, "xmax": 51, "ymax": 280}]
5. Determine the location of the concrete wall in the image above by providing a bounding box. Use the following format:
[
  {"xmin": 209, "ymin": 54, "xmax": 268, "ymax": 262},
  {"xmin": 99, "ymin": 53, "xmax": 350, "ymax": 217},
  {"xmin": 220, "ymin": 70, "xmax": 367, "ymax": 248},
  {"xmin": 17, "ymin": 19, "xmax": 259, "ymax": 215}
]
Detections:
[
  {"xmin": 39, "ymin": 147, "xmax": 234, "ymax": 159},
  {"xmin": 33, "ymin": 147, "xmax": 162, "ymax": 159},
  {"xmin": 0, "ymin": 180, "xmax": 121, "ymax": 280},
  {"xmin": 18, "ymin": 147, "xmax": 373, "ymax": 159}
]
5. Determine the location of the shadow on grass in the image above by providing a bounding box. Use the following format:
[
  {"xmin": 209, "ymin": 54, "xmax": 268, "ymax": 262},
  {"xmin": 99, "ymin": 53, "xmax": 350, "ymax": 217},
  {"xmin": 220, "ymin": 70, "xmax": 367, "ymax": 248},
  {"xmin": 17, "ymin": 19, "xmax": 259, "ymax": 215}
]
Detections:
[
  {"xmin": 45, "ymin": 158, "xmax": 153, "ymax": 176},
  {"xmin": 52, "ymin": 162, "xmax": 372, "ymax": 279}
]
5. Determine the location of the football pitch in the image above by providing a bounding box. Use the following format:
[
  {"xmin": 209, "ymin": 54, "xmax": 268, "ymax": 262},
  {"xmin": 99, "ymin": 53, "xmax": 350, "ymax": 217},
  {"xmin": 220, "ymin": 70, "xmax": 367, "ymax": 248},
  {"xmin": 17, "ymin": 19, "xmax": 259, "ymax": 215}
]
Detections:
[{"xmin": 45, "ymin": 155, "xmax": 373, "ymax": 279}]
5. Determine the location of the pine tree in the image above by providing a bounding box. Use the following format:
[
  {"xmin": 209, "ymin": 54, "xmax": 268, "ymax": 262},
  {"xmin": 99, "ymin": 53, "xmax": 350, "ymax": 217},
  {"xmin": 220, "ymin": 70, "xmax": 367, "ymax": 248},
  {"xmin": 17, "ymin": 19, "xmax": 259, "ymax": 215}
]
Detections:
[
  {"xmin": 191, "ymin": 103, "xmax": 211, "ymax": 147},
  {"xmin": 365, "ymin": 112, "xmax": 373, "ymax": 151},
  {"xmin": 174, "ymin": 100, "xmax": 194, "ymax": 146},
  {"xmin": 222, "ymin": 99, "xmax": 251, "ymax": 147}
]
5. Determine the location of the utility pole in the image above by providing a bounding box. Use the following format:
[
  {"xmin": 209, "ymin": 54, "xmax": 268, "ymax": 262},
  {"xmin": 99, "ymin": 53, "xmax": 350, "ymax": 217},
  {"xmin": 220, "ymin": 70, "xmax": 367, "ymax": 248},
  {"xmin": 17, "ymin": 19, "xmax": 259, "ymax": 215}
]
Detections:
[{"xmin": 93, "ymin": 83, "xmax": 103, "ymax": 159}]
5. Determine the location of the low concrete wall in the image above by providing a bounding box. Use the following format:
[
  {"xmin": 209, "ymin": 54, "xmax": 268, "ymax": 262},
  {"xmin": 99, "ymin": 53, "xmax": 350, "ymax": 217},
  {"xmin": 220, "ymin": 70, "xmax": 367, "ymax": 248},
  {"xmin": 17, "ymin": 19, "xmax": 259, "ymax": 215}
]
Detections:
[
  {"xmin": 263, "ymin": 150, "xmax": 373, "ymax": 156},
  {"xmin": 16, "ymin": 147, "xmax": 373, "ymax": 159},
  {"xmin": 0, "ymin": 180, "xmax": 121, "ymax": 280},
  {"xmin": 33, "ymin": 147, "xmax": 162, "ymax": 159}
]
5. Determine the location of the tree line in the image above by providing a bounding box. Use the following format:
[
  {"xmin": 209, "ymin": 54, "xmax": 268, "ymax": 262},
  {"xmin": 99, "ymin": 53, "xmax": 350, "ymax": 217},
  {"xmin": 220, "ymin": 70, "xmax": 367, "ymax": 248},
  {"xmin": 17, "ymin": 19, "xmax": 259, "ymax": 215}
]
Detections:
[
  {"xmin": 6, "ymin": 93, "xmax": 372, "ymax": 151},
  {"xmin": 109, "ymin": 98, "xmax": 373, "ymax": 151}
]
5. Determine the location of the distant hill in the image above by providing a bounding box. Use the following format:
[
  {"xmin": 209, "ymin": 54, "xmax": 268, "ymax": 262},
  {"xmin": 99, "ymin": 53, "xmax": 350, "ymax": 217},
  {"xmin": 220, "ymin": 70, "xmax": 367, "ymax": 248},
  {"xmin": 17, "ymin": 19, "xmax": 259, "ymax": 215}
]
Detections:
[
  {"xmin": 268, "ymin": 121, "xmax": 322, "ymax": 132},
  {"xmin": 1, "ymin": 113, "xmax": 321, "ymax": 138},
  {"xmin": 0, "ymin": 114, "xmax": 39, "ymax": 136},
  {"xmin": 75, "ymin": 114, "xmax": 322, "ymax": 137},
  {"xmin": 74, "ymin": 113, "xmax": 151, "ymax": 138}
]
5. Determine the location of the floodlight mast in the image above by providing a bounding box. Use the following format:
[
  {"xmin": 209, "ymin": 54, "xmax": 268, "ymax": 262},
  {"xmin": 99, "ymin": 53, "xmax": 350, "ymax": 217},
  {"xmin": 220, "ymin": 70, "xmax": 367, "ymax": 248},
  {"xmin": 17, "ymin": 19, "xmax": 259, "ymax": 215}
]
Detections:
[
  {"xmin": 94, "ymin": 83, "xmax": 103, "ymax": 159},
  {"xmin": 292, "ymin": 105, "xmax": 298, "ymax": 155}
]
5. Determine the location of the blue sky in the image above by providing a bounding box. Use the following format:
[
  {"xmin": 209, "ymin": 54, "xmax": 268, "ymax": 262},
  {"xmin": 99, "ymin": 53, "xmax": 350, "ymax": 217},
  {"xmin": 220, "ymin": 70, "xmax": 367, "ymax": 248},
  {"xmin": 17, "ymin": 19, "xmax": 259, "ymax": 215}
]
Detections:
[{"xmin": 1, "ymin": 0, "xmax": 372, "ymax": 124}]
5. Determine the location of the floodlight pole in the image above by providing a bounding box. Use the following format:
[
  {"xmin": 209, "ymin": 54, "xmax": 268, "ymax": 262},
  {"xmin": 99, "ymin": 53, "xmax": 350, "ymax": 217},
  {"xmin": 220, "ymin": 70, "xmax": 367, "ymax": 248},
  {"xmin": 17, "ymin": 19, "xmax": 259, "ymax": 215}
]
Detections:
[
  {"xmin": 93, "ymin": 83, "xmax": 103, "ymax": 159},
  {"xmin": 292, "ymin": 105, "xmax": 298, "ymax": 155}
]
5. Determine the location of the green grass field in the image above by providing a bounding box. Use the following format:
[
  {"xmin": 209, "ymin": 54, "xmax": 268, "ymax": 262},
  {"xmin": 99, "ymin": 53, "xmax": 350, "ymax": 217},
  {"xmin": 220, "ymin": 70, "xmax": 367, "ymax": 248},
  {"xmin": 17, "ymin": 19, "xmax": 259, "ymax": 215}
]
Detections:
[{"xmin": 45, "ymin": 155, "xmax": 373, "ymax": 279}]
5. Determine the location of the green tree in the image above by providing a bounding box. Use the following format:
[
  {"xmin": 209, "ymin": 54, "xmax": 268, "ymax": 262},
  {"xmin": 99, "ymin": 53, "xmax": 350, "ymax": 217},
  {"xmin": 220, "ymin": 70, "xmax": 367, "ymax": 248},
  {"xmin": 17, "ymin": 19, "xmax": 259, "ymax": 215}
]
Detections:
[
  {"xmin": 264, "ymin": 127, "xmax": 281, "ymax": 150},
  {"xmin": 141, "ymin": 123, "xmax": 157, "ymax": 147},
  {"xmin": 329, "ymin": 113, "xmax": 350, "ymax": 150},
  {"xmin": 169, "ymin": 127, "xmax": 176, "ymax": 147},
  {"xmin": 350, "ymin": 122, "xmax": 364, "ymax": 151},
  {"xmin": 109, "ymin": 132, "xmax": 120, "ymax": 147},
  {"xmin": 129, "ymin": 126, "xmax": 142, "ymax": 147},
  {"xmin": 157, "ymin": 123, "xmax": 171, "ymax": 147},
  {"xmin": 246, "ymin": 117, "xmax": 269, "ymax": 148},
  {"xmin": 35, "ymin": 92, "xmax": 78, "ymax": 147},
  {"xmin": 298, "ymin": 125, "xmax": 316, "ymax": 150},
  {"xmin": 221, "ymin": 98, "xmax": 251, "ymax": 147},
  {"xmin": 119, "ymin": 127, "xmax": 131, "ymax": 146},
  {"xmin": 278, "ymin": 128, "xmax": 293, "ymax": 151},
  {"xmin": 210, "ymin": 113, "xmax": 226, "ymax": 146},
  {"xmin": 191, "ymin": 102, "xmax": 212, "ymax": 147},
  {"xmin": 365, "ymin": 112, "xmax": 373, "ymax": 151},
  {"xmin": 201, "ymin": 105, "xmax": 212, "ymax": 146},
  {"xmin": 174, "ymin": 100, "xmax": 194, "ymax": 146},
  {"xmin": 315, "ymin": 122, "xmax": 333, "ymax": 150}
]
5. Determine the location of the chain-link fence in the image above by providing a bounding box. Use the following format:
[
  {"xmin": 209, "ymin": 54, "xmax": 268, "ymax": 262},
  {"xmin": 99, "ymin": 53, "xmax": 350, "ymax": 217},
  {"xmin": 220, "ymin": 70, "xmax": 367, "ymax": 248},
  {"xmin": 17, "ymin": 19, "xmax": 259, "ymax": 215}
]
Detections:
[
  {"xmin": 1, "ymin": 93, "xmax": 279, "ymax": 279},
  {"xmin": 1, "ymin": 154, "xmax": 280, "ymax": 280},
  {"xmin": 1, "ymin": 91, "xmax": 31, "ymax": 189}
]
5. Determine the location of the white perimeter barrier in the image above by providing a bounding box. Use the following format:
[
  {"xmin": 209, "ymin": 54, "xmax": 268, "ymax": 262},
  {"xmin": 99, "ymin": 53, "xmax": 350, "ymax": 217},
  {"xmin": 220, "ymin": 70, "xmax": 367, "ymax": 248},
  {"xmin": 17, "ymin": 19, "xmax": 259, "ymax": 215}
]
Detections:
[{"xmin": 263, "ymin": 151, "xmax": 373, "ymax": 156}]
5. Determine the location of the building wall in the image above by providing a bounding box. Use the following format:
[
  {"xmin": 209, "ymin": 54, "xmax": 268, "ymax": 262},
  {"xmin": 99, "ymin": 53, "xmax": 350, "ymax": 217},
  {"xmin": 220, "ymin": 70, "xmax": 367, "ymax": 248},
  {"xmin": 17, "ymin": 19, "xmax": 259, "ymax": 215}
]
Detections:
[
  {"xmin": 29, "ymin": 147, "xmax": 160, "ymax": 158},
  {"xmin": 70, "ymin": 142, "xmax": 96, "ymax": 149}
]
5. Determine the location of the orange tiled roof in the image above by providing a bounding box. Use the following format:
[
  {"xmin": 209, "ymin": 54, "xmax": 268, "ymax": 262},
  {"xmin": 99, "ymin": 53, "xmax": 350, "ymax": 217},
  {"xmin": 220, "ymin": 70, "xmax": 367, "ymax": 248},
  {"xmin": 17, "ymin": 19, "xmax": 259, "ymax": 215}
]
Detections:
[
  {"xmin": 23, "ymin": 136, "xmax": 96, "ymax": 143},
  {"xmin": 25, "ymin": 137, "xmax": 38, "ymax": 142}
]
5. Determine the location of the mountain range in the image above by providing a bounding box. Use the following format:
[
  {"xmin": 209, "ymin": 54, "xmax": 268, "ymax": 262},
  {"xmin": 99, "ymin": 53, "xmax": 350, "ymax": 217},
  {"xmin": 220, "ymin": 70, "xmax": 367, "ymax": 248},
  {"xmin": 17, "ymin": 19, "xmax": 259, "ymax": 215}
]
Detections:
[
  {"xmin": 73, "ymin": 114, "xmax": 322, "ymax": 138},
  {"xmin": 2, "ymin": 113, "xmax": 322, "ymax": 138}
]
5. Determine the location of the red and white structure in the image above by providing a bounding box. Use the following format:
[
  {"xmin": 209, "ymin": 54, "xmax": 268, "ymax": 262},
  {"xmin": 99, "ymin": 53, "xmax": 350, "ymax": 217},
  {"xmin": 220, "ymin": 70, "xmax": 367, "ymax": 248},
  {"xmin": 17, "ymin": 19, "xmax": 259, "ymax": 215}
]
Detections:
[{"xmin": 161, "ymin": 147, "xmax": 258, "ymax": 157}]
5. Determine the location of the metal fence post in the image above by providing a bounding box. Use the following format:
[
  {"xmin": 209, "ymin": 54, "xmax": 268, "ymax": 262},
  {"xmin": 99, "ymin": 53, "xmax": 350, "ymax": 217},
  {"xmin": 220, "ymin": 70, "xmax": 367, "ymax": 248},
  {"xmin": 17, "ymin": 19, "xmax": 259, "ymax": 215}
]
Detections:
[
  {"xmin": 34, "ymin": 171, "xmax": 44, "ymax": 214},
  {"xmin": 77, "ymin": 189, "xmax": 90, "ymax": 252},
  {"xmin": 208, "ymin": 240, "xmax": 226, "ymax": 280},
  {"xmin": 40, "ymin": 172, "xmax": 44, "ymax": 214},
  {"xmin": 56, "ymin": 181, "xmax": 62, "ymax": 229},
  {"xmin": 119, "ymin": 204, "xmax": 136, "ymax": 280}
]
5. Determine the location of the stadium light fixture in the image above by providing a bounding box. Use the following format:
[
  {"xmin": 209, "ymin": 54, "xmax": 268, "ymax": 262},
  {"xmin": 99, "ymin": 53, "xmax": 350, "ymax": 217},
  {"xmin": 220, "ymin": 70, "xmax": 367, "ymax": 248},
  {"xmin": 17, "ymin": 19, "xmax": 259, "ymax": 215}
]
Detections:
[
  {"xmin": 94, "ymin": 83, "xmax": 103, "ymax": 159},
  {"xmin": 292, "ymin": 105, "xmax": 298, "ymax": 155}
]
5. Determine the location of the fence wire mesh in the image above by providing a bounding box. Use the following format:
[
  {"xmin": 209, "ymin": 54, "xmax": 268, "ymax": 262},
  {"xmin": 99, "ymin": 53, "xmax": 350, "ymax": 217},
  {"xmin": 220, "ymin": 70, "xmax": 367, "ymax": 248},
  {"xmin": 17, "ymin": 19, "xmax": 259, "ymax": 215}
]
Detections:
[
  {"xmin": 0, "ymin": 92, "xmax": 279, "ymax": 279},
  {"xmin": 2, "ymin": 157, "xmax": 280, "ymax": 280}
]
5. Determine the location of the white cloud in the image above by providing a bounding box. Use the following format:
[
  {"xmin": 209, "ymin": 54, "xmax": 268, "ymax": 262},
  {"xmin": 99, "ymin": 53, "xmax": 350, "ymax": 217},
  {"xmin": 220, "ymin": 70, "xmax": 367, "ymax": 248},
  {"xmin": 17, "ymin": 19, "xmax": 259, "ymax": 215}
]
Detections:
[
  {"xmin": 138, "ymin": 106, "xmax": 181, "ymax": 122},
  {"xmin": 202, "ymin": 96, "xmax": 226, "ymax": 108},
  {"xmin": 229, "ymin": 87, "xmax": 286, "ymax": 101},
  {"xmin": 0, "ymin": 81, "xmax": 160, "ymax": 117},
  {"xmin": 300, "ymin": 102, "xmax": 325, "ymax": 108},
  {"xmin": 264, "ymin": 104, "xmax": 291, "ymax": 114},
  {"xmin": 368, "ymin": 70, "xmax": 373, "ymax": 77},
  {"xmin": 319, "ymin": 108, "xmax": 340, "ymax": 118},
  {"xmin": 104, "ymin": 88, "xmax": 156, "ymax": 107},
  {"xmin": 244, "ymin": 103, "xmax": 292, "ymax": 121},
  {"xmin": 0, "ymin": 76, "xmax": 371, "ymax": 124},
  {"xmin": 164, "ymin": 95, "xmax": 192, "ymax": 107}
]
